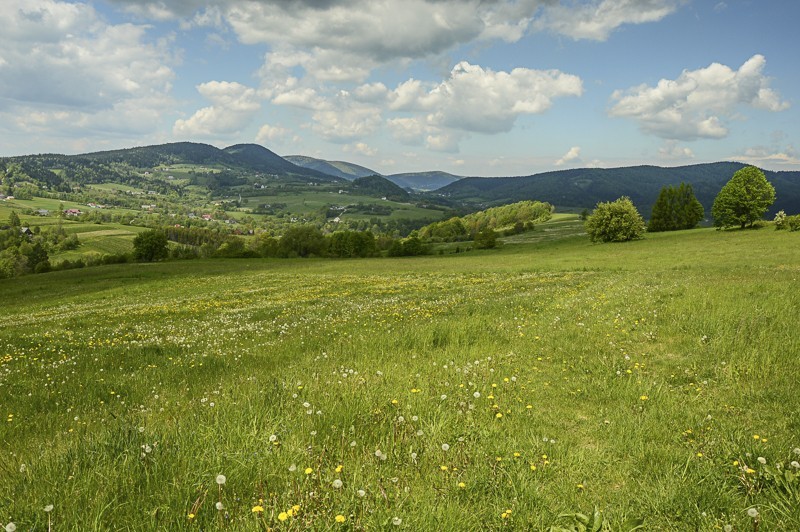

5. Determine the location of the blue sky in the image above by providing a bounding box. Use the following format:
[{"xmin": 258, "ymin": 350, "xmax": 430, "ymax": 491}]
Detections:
[{"xmin": 1, "ymin": 0, "xmax": 798, "ymax": 176}]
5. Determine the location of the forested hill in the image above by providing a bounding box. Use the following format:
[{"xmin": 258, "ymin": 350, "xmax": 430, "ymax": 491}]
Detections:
[{"xmin": 437, "ymin": 162, "xmax": 800, "ymax": 216}]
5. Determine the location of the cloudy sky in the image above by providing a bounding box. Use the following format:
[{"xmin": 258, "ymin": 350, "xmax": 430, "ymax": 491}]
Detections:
[{"xmin": 1, "ymin": 0, "xmax": 798, "ymax": 176}]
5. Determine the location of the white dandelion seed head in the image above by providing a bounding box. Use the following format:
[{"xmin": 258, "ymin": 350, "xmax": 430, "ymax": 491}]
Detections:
[
  {"xmin": 269, "ymin": 434, "xmax": 278, "ymax": 442},
  {"xmin": 791, "ymin": 461, "xmax": 800, "ymax": 469},
  {"xmin": 397, "ymin": 416, "xmax": 405, "ymax": 423},
  {"xmin": 440, "ymin": 395, "xmax": 447, "ymax": 400},
  {"xmin": 375, "ymin": 450, "xmax": 383, "ymax": 458},
  {"xmin": 747, "ymin": 507, "xmax": 759, "ymax": 518},
  {"xmin": 6, "ymin": 523, "xmax": 17, "ymax": 532},
  {"xmin": 216, "ymin": 502, "xmax": 224, "ymax": 511},
  {"xmin": 289, "ymin": 464, "xmax": 297, "ymax": 472},
  {"xmin": 441, "ymin": 444, "xmax": 450, "ymax": 452},
  {"xmin": 416, "ymin": 429, "xmax": 424, "ymax": 436},
  {"xmin": 392, "ymin": 517, "xmax": 402, "ymax": 526},
  {"xmin": 350, "ymin": 441, "xmax": 357, "ymax": 447},
  {"xmin": 410, "ymin": 452, "xmax": 417, "ymax": 460},
  {"xmin": 473, "ymin": 392, "xmax": 481, "ymax": 398},
  {"xmin": 44, "ymin": 505, "xmax": 54, "ymax": 513},
  {"xmin": 357, "ymin": 489, "xmax": 366, "ymax": 497},
  {"xmin": 332, "ymin": 479, "xmax": 343, "ymax": 489},
  {"xmin": 724, "ymin": 525, "xmax": 733, "ymax": 532},
  {"xmin": 215, "ymin": 474, "xmax": 226, "ymax": 485},
  {"xmin": 757, "ymin": 456, "xmax": 767, "ymax": 464}
]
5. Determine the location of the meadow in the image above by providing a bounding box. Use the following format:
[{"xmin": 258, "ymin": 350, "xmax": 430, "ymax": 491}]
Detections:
[{"xmin": 1, "ymin": 226, "xmax": 799, "ymax": 530}]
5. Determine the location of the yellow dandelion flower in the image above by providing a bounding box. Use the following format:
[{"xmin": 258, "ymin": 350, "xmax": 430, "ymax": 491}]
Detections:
[
  {"xmin": 640, "ymin": 395, "xmax": 649, "ymax": 401},
  {"xmin": 304, "ymin": 467, "xmax": 313, "ymax": 475},
  {"xmin": 733, "ymin": 460, "xmax": 739, "ymax": 466},
  {"xmin": 458, "ymin": 482, "xmax": 466, "ymax": 489},
  {"xmin": 530, "ymin": 464, "xmax": 537, "ymax": 471},
  {"xmin": 335, "ymin": 514, "xmax": 346, "ymax": 523},
  {"xmin": 278, "ymin": 512, "xmax": 289, "ymax": 521},
  {"xmin": 495, "ymin": 412, "xmax": 503, "ymax": 419},
  {"xmin": 440, "ymin": 465, "xmax": 448, "ymax": 471},
  {"xmin": 252, "ymin": 505, "xmax": 264, "ymax": 513},
  {"xmin": 188, "ymin": 513, "xmax": 195, "ymax": 520},
  {"xmin": 577, "ymin": 483, "xmax": 585, "ymax": 490},
  {"xmin": 753, "ymin": 434, "xmax": 760, "ymax": 440},
  {"xmin": 335, "ymin": 464, "xmax": 343, "ymax": 473}
]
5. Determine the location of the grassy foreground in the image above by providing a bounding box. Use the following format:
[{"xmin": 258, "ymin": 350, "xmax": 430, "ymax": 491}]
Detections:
[{"xmin": 1, "ymin": 227, "xmax": 799, "ymax": 530}]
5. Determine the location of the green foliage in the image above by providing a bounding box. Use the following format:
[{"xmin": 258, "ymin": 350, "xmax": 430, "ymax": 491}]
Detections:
[
  {"xmin": 548, "ymin": 507, "xmax": 645, "ymax": 532},
  {"xmin": 473, "ymin": 228, "xmax": 498, "ymax": 249},
  {"xmin": 419, "ymin": 200, "xmax": 552, "ymax": 241},
  {"xmin": 278, "ymin": 225, "xmax": 327, "ymax": 257},
  {"xmin": 774, "ymin": 210, "xmax": 788, "ymax": 230},
  {"xmin": 387, "ymin": 235, "xmax": 427, "ymax": 256},
  {"xmin": 327, "ymin": 230, "xmax": 377, "ymax": 258},
  {"xmin": 8, "ymin": 210, "xmax": 20, "ymax": 227},
  {"xmin": 132, "ymin": 229, "xmax": 168, "ymax": 262},
  {"xmin": 350, "ymin": 175, "xmax": 410, "ymax": 201},
  {"xmin": 648, "ymin": 182, "xmax": 704, "ymax": 232},
  {"xmin": 788, "ymin": 215, "xmax": 800, "ymax": 232},
  {"xmin": 712, "ymin": 166, "xmax": 776, "ymax": 229},
  {"xmin": 585, "ymin": 197, "xmax": 646, "ymax": 243}
]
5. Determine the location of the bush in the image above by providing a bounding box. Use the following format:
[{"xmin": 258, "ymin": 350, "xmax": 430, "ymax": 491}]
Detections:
[
  {"xmin": 774, "ymin": 210, "xmax": 788, "ymax": 230},
  {"xmin": 788, "ymin": 215, "xmax": 800, "ymax": 232},
  {"xmin": 585, "ymin": 197, "xmax": 646, "ymax": 243}
]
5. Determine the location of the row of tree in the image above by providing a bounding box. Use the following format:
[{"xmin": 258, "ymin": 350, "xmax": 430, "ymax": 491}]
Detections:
[{"xmin": 586, "ymin": 166, "xmax": 780, "ymax": 242}]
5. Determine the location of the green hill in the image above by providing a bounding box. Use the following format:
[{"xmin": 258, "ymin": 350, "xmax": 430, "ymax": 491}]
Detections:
[
  {"xmin": 349, "ymin": 175, "xmax": 411, "ymax": 201},
  {"xmin": 284, "ymin": 155, "xmax": 379, "ymax": 181},
  {"xmin": 387, "ymin": 171, "xmax": 462, "ymax": 191}
]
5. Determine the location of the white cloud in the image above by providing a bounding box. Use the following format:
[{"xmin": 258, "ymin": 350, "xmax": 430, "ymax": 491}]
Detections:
[
  {"xmin": 555, "ymin": 146, "xmax": 582, "ymax": 166},
  {"xmin": 343, "ymin": 142, "xmax": 377, "ymax": 157},
  {"xmin": 255, "ymin": 123, "xmax": 290, "ymax": 144},
  {"xmin": 173, "ymin": 81, "xmax": 260, "ymax": 137},
  {"xmin": 426, "ymin": 132, "xmax": 462, "ymax": 153},
  {"xmin": 658, "ymin": 140, "xmax": 694, "ymax": 160},
  {"xmin": 537, "ymin": 0, "xmax": 683, "ymax": 41},
  {"xmin": 609, "ymin": 54, "xmax": 789, "ymax": 141},
  {"xmin": 311, "ymin": 106, "xmax": 382, "ymax": 143},
  {"xmin": 736, "ymin": 145, "xmax": 800, "ymax": 169},
  {"xmin": 392, "ymin": 62, "xmax": 582, "ymax": 135},
  {"xmin": 387, "ymin": 117, "xmax": 427, "ymax": 146}
]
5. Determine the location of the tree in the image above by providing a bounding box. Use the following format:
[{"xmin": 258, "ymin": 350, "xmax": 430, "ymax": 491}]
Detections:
[
  {"xmin": 133, "ymin": 229, "xmax": 168, "ymax": 262},
  {"xmin": 474, "ymin": 228, "xmax": 498, "ymax": 249},
  {"xmin": 279, "ymin": 225, "xmax": 326, "ymax": 258},
  {"xmin": 648, "ymin": 183, "xmax": 704, "ymax": 232},
  {"xmin": 585, "ymin": 197, "xmax": 646, "ymax": 243},
  {"xmin": 8, "ymin": 210, "xmax": 20, "ymax": 227},
  {"xmin": 712, "ymin": 166, "xmax": 775, "ymax": 229}
]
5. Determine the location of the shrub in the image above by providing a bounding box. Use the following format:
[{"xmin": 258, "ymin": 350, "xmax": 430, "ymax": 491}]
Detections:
[
  {"xmin": 774, "ymin": 210, "xmax": 788, "ymax": 230},
  {"xmin": 585, "ymin": 197, "xmax": 646, "ymax": 243}
]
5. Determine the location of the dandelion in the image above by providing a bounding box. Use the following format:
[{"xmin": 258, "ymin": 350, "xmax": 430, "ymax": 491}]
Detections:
[
  {"xmin": 757, "ymin": 456, "xmax": 767, "ymax": 465},
  {"xmin": 441, "ymin": 444, "xmax": 450, "ymax": 451},
  {"xmin": 289, "ymin": 464, "xmax": 297, "ymax": 472},
  {"xmin": 495, "ymin": 413, "xmax": 503, "ymax": 419},
  {"xmin": 335, "ymin": 464, "xmax": 343, "ymax": 473},
  {"xmin": 335, "ymin": 514, "xmax": 346, "ymax": 523},
  {"xmin": 332, "ymin": 479, "xmax": 343, "ymax": 489},
  {"xmin": 252, "ymin": 505, "xmax": 264, "ymax": 513},
  {"xmin": 216, "ymin": 474, "xmax": 226, "ymax": 485},
  {"xmin": 392, "ymin": 517, "xmax": 402, "ymax": 526},
  {"xmin": 724, "ymin": 525, "xmax": 733, "ymax": 532},
  {"xmin": 747, "ymin": 507, "xmax": 759, "ymax": 518},
  {"xmin": 458, "ymin": 482, "xmax": 466, "ymax": 488},
  {"xmin": 357, "ymin": 489, "xmax": 366, "ymax": 497},
  {"xmin": 187, "ymin": 513, "xmax": 195, "ymax": 520},
  {"xmin": 440, "ymin": 465, "xmax": 448, "ymax": 471},
  {"xmin": 278, "ymin": 512, "xmax": 289, "ymax": 521},
  {"xmin": 473, "ymin": 392, "xmax": 480, "ymax": 398},
  {"xmin": 216, "ymin": 502, "xmax": 224, "ymax": 511},
  {"xmin": 44, "ymin": 505, "xmax": 54, "ymax": 512},
  {"xmin": 269, "ymin": 434, "xmax": 278, "ymax": 442},
  {"xmin": 790, "ymin": 461, "xmax": 800, "ymax": 469},
  {"xmin": 5, "ymin": 523, "xmax": 16, "ymax": 532},
  {"xmin": 305, "ymin": 467, "xmax": 313, "ymax": 475},
  {"xmin": 639, "ymin": 395, "xmax": 649, "ymax": 401}
]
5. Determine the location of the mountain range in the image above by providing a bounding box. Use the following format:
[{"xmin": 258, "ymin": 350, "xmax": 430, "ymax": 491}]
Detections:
[{"xmin": 3, "ymin": 142, "xmax": 799, "ymax": 216}]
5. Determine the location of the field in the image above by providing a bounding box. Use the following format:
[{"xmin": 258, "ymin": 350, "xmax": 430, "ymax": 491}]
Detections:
[{"xmin": 1, "ymin": 226, "xmax": 799, "ymax": 530}]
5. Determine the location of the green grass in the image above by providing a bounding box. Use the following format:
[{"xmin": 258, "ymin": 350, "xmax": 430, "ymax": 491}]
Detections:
[{"xmin": 1, "ymin": 228, "xmax": 799, "ymax": 530}]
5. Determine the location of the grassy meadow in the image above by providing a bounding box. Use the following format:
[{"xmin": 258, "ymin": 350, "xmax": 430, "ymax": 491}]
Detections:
[{"xmin": 1, "ymin": 226, "xmax": 799, "ymax": 530}]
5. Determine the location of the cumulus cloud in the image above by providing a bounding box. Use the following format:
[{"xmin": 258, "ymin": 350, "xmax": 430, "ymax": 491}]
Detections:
[
  {"xmin": 555, "ymin": 146, "xmax": 582, "ymax": 166},
  {"xmin": 537, "ymin": 0, "xmax": 682, "ymax": 41},
  {"xmin": 255, "ymin": 123, "xmax": 290, "ymax": 144},
  {"xmin": 387, "ymin": 117, "xmax": 427, "ymax": 146},
  {"xmin": 609, "ymin": 54, "xmax": 789, "ymax": 141},
  {"xmin": 343, "ymin": 142, "xmax": 377, "ymax": 157},
  {"xmin": 658, "ymin": 140, "xmax": 694, "ymax": 160},
  {"xmin": 173, "ymin": 81, "xmax": 260, "ymax": 137},
  {"xmin": 736, "ymin": 145, "xmax": 800, "ymax": 169},
  {"xmin": 0, "ymin": 0, "xmax": 174, "ymax": 111},
  {"xmin": 391, "ymin": 62, "xmax": 582, "ymax": 135},
  {"xmin": 311, "ymin": 106, "xmax": 382, "ymax": 142}
]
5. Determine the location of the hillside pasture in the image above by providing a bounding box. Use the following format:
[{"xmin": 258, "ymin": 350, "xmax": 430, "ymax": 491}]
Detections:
[{"xmin": 1, "ymin": 228, "xmax": 799, "ymax": 530}]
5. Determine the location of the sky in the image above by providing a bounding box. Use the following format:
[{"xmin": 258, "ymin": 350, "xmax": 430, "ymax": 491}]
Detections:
[{"xmin": 1, "ymin": 0, "xmax": 799, "ymax": 176}]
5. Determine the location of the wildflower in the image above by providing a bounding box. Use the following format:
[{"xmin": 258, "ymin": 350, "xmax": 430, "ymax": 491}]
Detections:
[
  {"xmin": 747, "ymin": 508, "xmax": 759, "ymax": 518},
  {"xmin": 252, "ymin": 505, "xmax": 264, "ymax": 513},
  {"xmin": 473, "ymin": 392, "xmax": 480, "ymax": 398},
  {"xmin": 332, "ymin": 479, "xmax": 343, "ymax": 489},
  {"xmin": 577, "ymin": 483, "xmax": 585, "ymax": 490},
  {"xmin": 495, "ymin": 413, "xmax": 503, "ymax": 419},
  {"xmin": 269, "ymin": 434, "xmax": 278, "ymax": 442},
  {"xmin": 392, "ymin": 517, "xmax": 402, "ymax": 526},
  {"xmin": 757, "ymin": 456, "xmax": 767, "ymax": 465},
  {"xmin": 440, "ymin": 465, "xmax": 448, "ymax": 471},
  {"xmin": 278, "ymin": 512, "xmax": 289, "ymax": 521},
  {"xmin": 335, "ymin": 514, "xmax": 346, "ymax": 523},
  {"xmin": 5, "ymin": 524, "xmax": 16, "ymax": 532},
  {"xmin": 458, "ymin": 482, "xmax": 466, "ymax": 488},
  {"xmin": 441, "ymin": 444, "xmax": 450, "ymax": 452},
  {"xmin": 216, "ymin": 502, "xmax": 224, "ymax": 511},
  {"xmin": 305, "ymin": 467, "xmax": 313, "ymax": 475},
  {"xmin": 530, "ymin": 464, "xmax": 537, "ymax": 471},
  {"xmin": 640, "ymin": 395, "xmax": 649, "ymax": 401},
  {"xmin": 289, "ymin": 464, "xmax": 297, "ymax": 472},
  {"xmin": 216, "ymin": 474, "xmax": 226, "ymax": 485},
  {"xmin": 187, "ymin": 513, "xmax": 195, "ymax": 520},
  {"xmin": 335, "ymin": 464, "xmax": 343, "ymax": 473},
  {"xmin": 724, "ymin": 525, "xmax": 733, "ymax": 532},
  {"xmin": 753, "ymin": 434, "xmax": 760, "ymax": 440},
  {"xmin": 44, "ymin": 505, "xmax": 54, "ymax": 512},
  {"xmin": 790, "ymin": 461, "xmax": 800, "ymax": 469},
  {"xmin": 357, "ymin": 489, "xmax": 366, "ymax": 497}
]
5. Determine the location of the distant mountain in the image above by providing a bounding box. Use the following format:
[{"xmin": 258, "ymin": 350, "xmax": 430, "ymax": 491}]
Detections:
[
  {"xmin": 386, "ymin": 171, "xmax": 462, "ymax": 191},
  {"xmin": 284, "ymin": 155, "xmax": 378, "ymax": 181},
  {"xmin": 222, "ymin": 144, "xmax": 339, "ymax": 181},
  {"xmin": 436, "ymin": 162, "xmax": 800, "ymax": 217},
  {"xmin": 349, "ymin": 175, "xmax": 410, "ymax": 202}
]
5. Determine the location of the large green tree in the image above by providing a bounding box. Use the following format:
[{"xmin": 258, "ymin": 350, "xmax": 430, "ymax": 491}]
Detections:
[
  {"xmin": 133, "ymin": 229, "xmax": 169, "ymax": 262},
  {"xmin": 648, "ymin": 183, "xmax": 704, "ymax": 232},
  {"xmin": 712, "ymin": 166, "xmax": 775, "ymax": 229},
  {"xmin": 585, "ymin": 197, "xmax": 646, "ymax": 243}
]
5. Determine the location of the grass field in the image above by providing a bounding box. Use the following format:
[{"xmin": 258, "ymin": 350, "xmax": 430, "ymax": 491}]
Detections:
[{"xmin": 1, "ymin": 226, "xmax": 799, "ymax": 530}]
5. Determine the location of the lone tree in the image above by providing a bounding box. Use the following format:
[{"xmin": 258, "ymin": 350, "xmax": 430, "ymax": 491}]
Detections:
[
  {"xmin": 585, "ymin": 196, "xmax": 646, "ymax": 243},
  {"xmin": 712, "ymin": 166, "xmax": 775, "ymax": 229},
  {"xmin": 133, "ymin": 229, "xmax": 168, "ymax": 262},
  {"xmin": 648, "ymin": 182, "xmax": 704, "ymax": 232}
]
